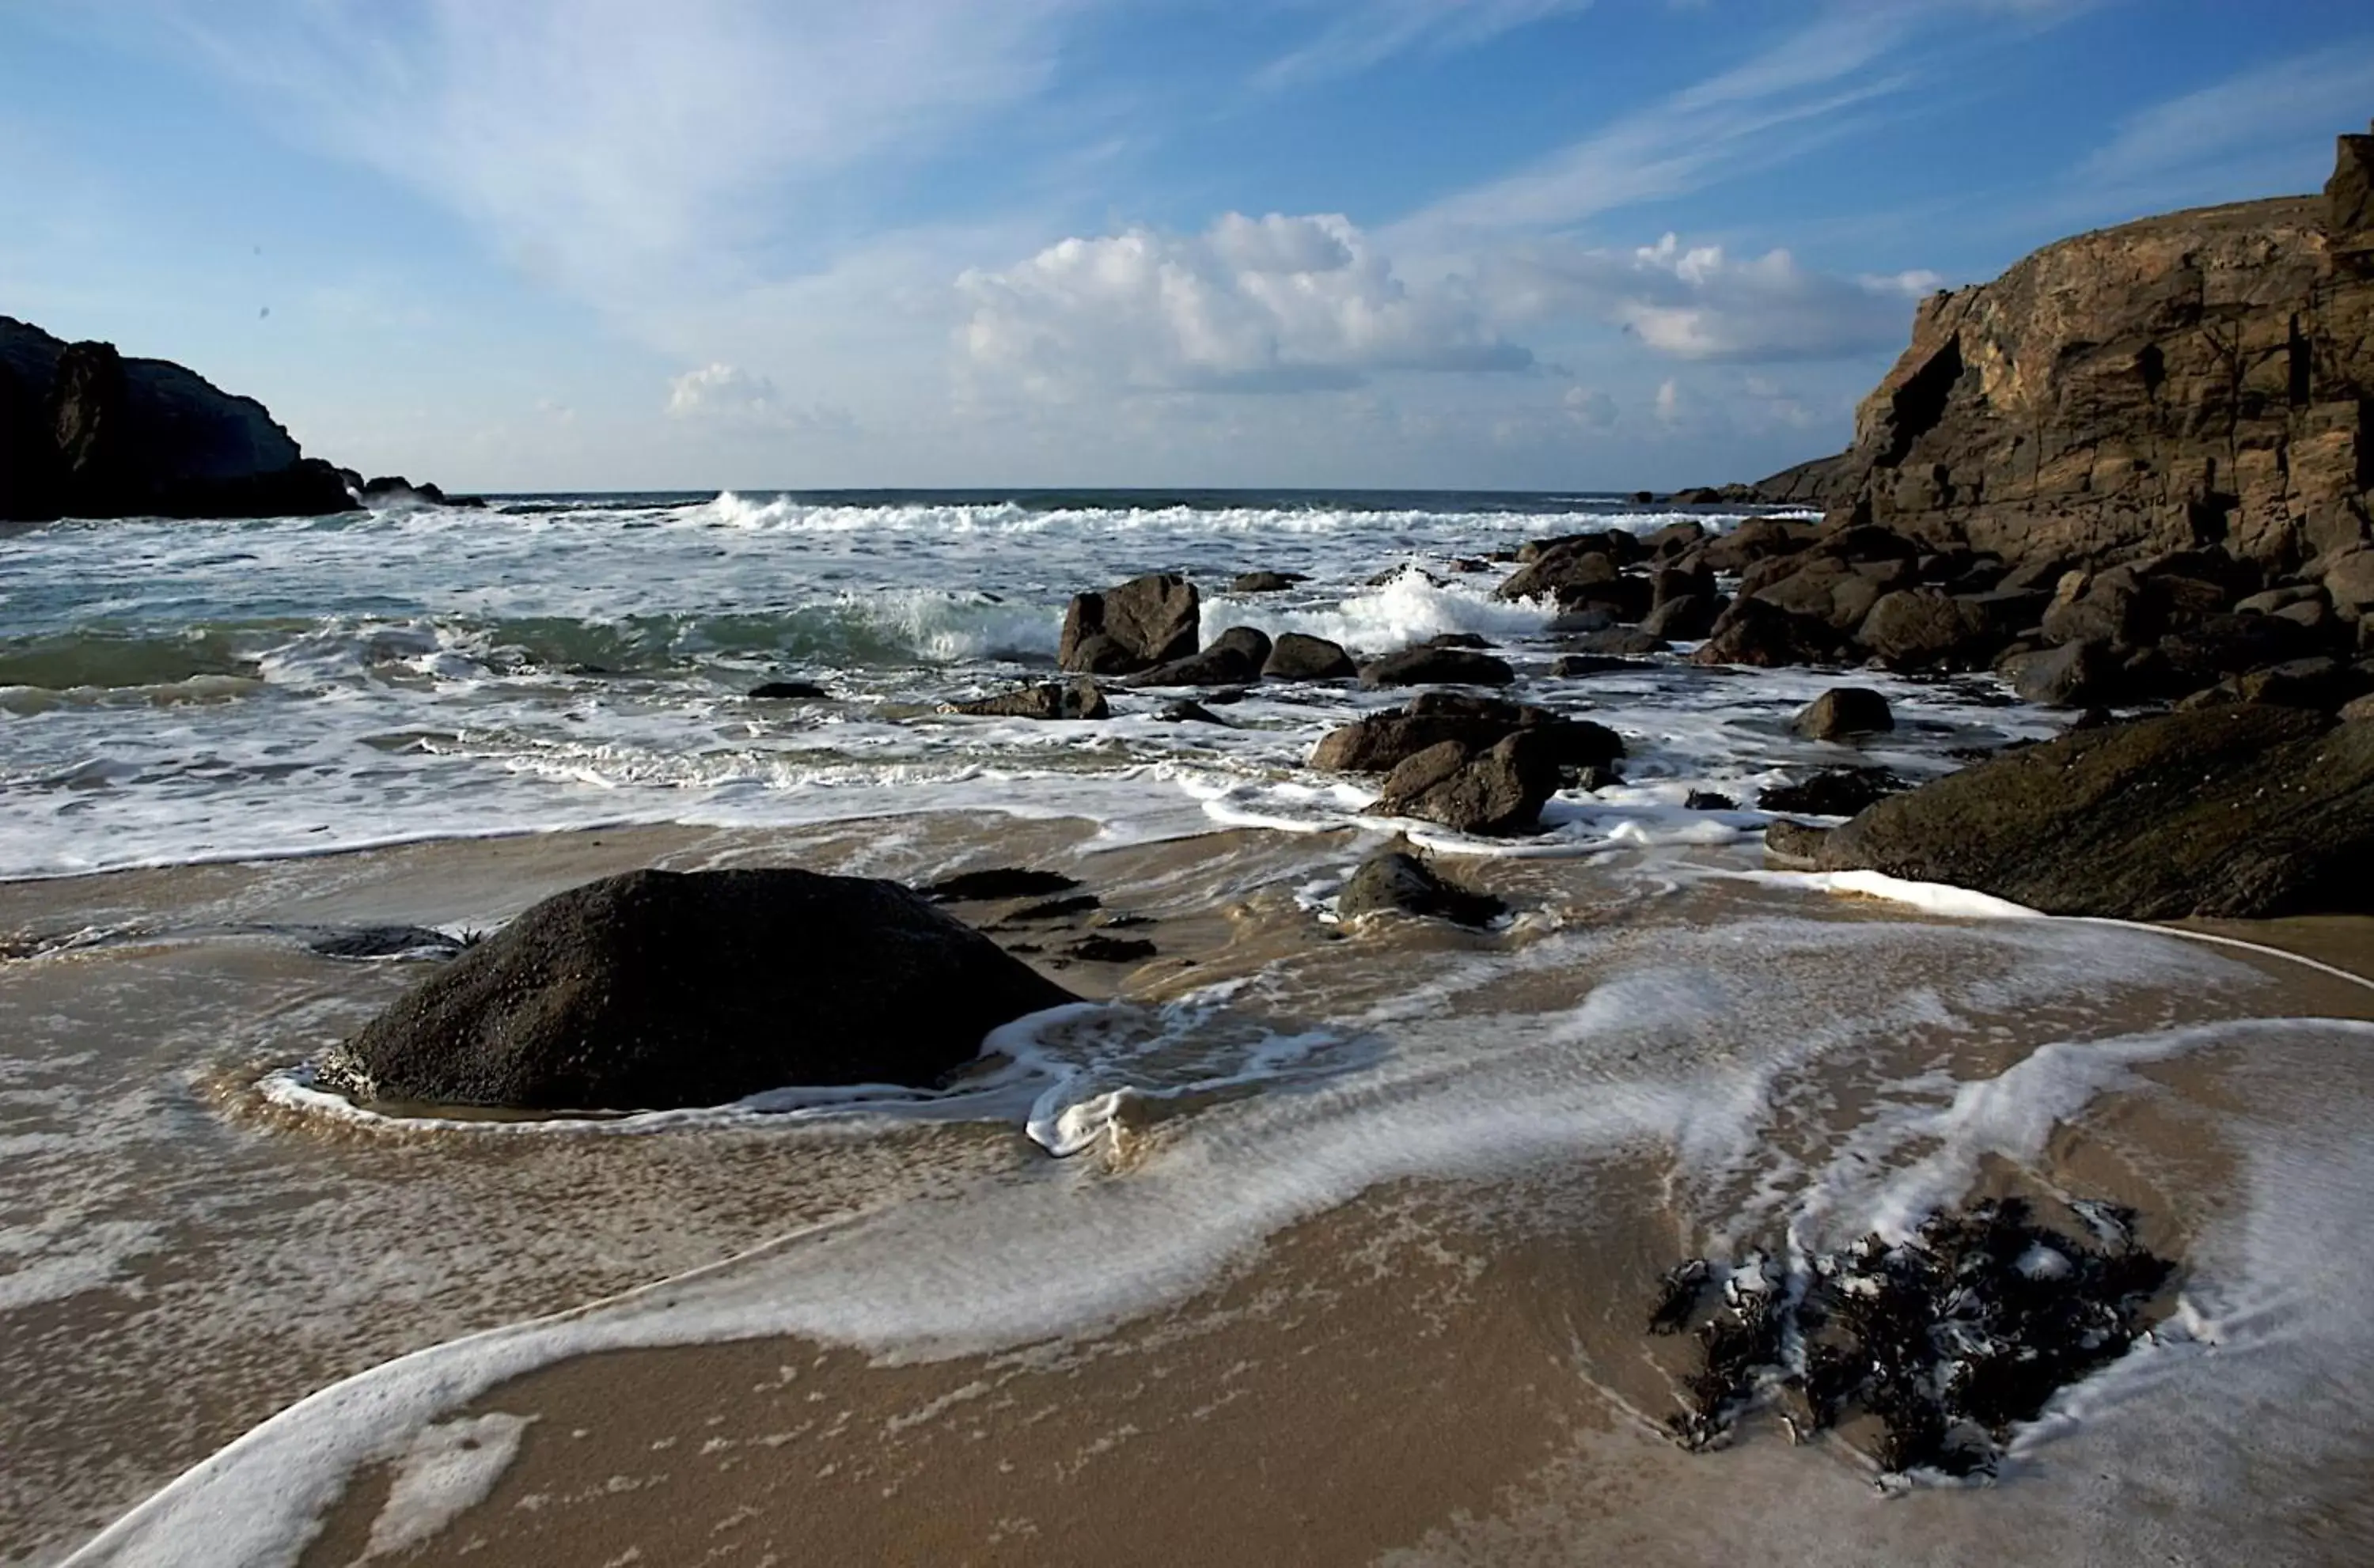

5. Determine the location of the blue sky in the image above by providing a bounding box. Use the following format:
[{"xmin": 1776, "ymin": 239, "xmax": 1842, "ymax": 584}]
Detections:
[{"xmin": 2, "ymin": 1, "xmax": 2370, "ymax": 492}]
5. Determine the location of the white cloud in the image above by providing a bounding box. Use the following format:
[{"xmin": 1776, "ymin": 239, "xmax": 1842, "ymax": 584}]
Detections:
[
  {"xmin": 145, "ymin": 0, "xmax": 1087, "ymax": 308},
  {"xmin": 2076, "ymin": 45, "xmax": 2374, "ymax": 190},
  {"xmin": 1563, "ymin": 385, "xmax": 1617, "ymax": 429},
  {"xmin": 1478, "ymin": 233, "xmax": 1934, "ymax": 361},
  {"xmin": 666, "ymin": 363, "xmax": 853, "ymax": 435},
  {"xmin": 1257, "ymin": 0, "xmax": 1596, "ymax": 89},
  {"xmin": 958, "ymin": 212, "xmax": 1533, "ymax": 397},
  {"xmin": 1391, "ymin": 9, "xmax": 1916, "ymax": 243}
]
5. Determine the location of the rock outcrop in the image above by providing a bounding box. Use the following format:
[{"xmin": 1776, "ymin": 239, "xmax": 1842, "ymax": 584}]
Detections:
[
  {"xmin": 324, "ymin": 868, "xmax": 1079, "ymax": 1110},
  {"xmin": 1337, "ymin": 848, "xmax": 1505, "ymax": 926},
  {"xmin": 1696, "ymin": 127, "xmax": 2374, "ymax": 582},
  {"xmin": 1368, "ymin": 731, "xmax": 1562, "ymax": 836},
  {"xmin": 0, "ymin": 316, "xmax": 358, "ymax": 522},
  {"xmin": 1770, "ymin": 706, "xmax": 2374, "ymax": 918}
]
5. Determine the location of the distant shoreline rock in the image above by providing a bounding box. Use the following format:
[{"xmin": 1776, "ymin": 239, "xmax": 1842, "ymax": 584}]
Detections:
[{"xmin": 0, "ymin": 314, "xmax": 445, "ymax": 524}]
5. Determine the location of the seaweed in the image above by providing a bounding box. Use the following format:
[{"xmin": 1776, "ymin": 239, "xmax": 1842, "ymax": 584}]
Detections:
[{"xmin": 1651, "ymin": 1197, "xmax": 2175, "ymax": 1479}]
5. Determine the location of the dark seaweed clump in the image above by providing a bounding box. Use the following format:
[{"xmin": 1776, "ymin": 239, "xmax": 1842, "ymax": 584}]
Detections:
[{"xmin": 1651, "ymin": 1198, "xmax": 2175, "ymax": 1478}]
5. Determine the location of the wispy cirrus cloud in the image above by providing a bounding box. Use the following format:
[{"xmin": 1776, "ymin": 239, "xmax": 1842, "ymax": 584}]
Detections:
[
  {"xmin": 2074, "ymin": 42, "xmax": 2374, "ymax": 193},
  {"xmin": 129, "ymin": 0, "xmax": 1093, "ymax": 309},
  {"xmin": 1256, "ymin": 0, "xmax": 1596, "ymax": 89}
]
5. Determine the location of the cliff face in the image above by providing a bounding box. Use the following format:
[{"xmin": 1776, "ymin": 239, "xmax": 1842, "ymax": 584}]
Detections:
[
  {"xmin": 1756, "ymin": 125, "xmax": 2374, "ymax": 575},
  {"xmin": 0, "ymin": 316, "xmax": 355, "ymax": 522}
]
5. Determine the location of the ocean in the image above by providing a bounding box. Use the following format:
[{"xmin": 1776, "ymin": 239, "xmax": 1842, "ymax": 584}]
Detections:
[{"xmin": 5, "ymin": 490, "xmax": 2372, "ymax": 1566}]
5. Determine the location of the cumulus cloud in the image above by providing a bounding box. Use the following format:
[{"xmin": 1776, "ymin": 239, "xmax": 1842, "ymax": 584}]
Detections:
[
  {"xmin": 1562, "ymin": 385, "xmax": 1617, "ymax": 429},
  {"xmin": 1479, "ymin": 233, "xmax": 1936, "ymax": 362},
  {"xmin": 959, "ymin": 212, "xmax": 1533, "ymax": 396},
  {"xmin": 666, "ymin": 363, "xmax": 853, "ymax": 434}
]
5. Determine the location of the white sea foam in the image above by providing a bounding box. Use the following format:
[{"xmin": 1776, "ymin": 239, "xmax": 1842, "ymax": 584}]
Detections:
[
  {"xmin": 360, "ymin": 1413, "xmax": 536, "ymax": 1561},
  {"xmin": 64, "ymin": 911, "xmax": 2330, "ymax": 1568}
]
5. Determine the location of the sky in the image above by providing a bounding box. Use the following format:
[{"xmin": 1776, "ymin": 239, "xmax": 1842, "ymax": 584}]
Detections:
[{"xmin": 2, "ymin": 1, "xmax": 2370, "ymax": 493}]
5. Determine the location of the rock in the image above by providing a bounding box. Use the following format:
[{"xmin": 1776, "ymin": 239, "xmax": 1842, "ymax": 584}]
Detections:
[
  {"xmin": 2320, "ymin": 547, "xmax": 2374, "ymax": 611},
  {"xmin": 923, "ymin": 868, "xmax": 1080, "ymax": 902},
  {"xmin": 1641, "ymin": 593, "xmax": 1720, "ymax": 642},
  {"xmin": 1571, "ymin": 626, "xmax": 1668, "ymax": 657},
  {"xmin": 1794, "ymin": 688, "xmax": 1895, "ymax": 740},
  {"xmin": 1551, "ymin": 653, "xmax": 1650, "ymax": 677},
  {"xmin": 1789, "ymin": 706, "xmax": 2374, "ymax": 918},
  {"xmin": 1058, "ymin": 574, "xmax": 1199, "ymax": 675},
  {"xmin": 1368, "ymin": 732, "xmax": 1562, "ymax": 836},
  {"xmin": 1337, "ymin": 849, "xmax": 1505, "ymax": 927},
  {"xmin": 1066, "ymin": 935, "xmax": 1157, "ymax": 964},
  {"xmin": 1359, "ymin": 646, "xmax": 1516, "ymax": 687},
  {"xmin": 1701, "ymin": 517, "xmax": 1819, "ymax": 574},
  {"xmin": 1, "ymin": 316, "xmax": 360, "ymax": 522},
  {"xmin": 1692, "ymin": 598, "xmax": 1840, "ymax": 668},
  {"xmin": 1855, "ymin": 588, "xmax": 2000, "ymax": 668},
  {"xmin": 1310, "ymin": 695, "xmax": 1622, "ymax": 774},
  {"xmin": 2344, "ymin": 692, "xmax": 2374, "ymax": 722},
  {"xmin": 1261, "ymin": 631, "xmax": 1358, "ymax": 681},
  {"xmin": 1685, "ymin": 790, "xmax": 1738, "ymax": 811},
  {"xmin": 950, "ymin": 680, "xmax": 1109, "ymax": 720},
  {"xmin": 1157, "ymin": 699, "xmax": 1226, "ymax": 724},
  {"xmin": 1230, "ymin": 571, "xmax": 1304, "ymax": 593},
  {"xmin": 1005, "ymin": 893, "xmax": 1101, "ymax": 922},
  {"xmin": 749, "ymin": 680, "xmax": 829, "ymax": 699},
  {"xmin": 322, "ymin": 868, "xmax": 1079, "ymax": 1110},
  {"xmin": 2000, "ymin": 641, "xmax": 2122, "ymax": 708},
  {"xmin": 1127, "ymin": 626, "xmax": 1272, "ymax": 687},
  {"xmin": 1758, "ymin": 767, "xmax": 1909, "ymax": 817},
  {"xmin": 308, "ymin": 926, "xmax": 463, "ymax": 960}
]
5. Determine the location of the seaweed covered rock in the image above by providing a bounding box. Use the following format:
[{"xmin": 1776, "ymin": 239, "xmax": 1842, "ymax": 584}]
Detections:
[
  {"xmin": 1785, "ymin": 706, "xmax": 2374, "ymax": 917},
  {"xmin": 325, "ymin": 868, "xmax": 1079, "ymax": 1110}
]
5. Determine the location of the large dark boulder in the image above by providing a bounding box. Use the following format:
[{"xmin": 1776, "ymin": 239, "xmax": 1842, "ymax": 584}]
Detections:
[
  {"xmin": 1780, "ymin": 706, "xmax": 2374, "ymax": 918},
  {"xmin": 1855, "ymin": 588, "xmax": 2002, "ymax": 668},
  {"xmin": 1, "ymin": 316, "xmax": 360, "ymax": 522},
  {"xmin": 1059, "ymin": 574, "xmax": 1200, "ymax": 675},
  {"xmin": 1367, "ymin": 732, "xmax": 1561, "ymax": 835},
  {"xmin": 1310, "ymin": 694, "xmax": 1622, "ymax": 774},
  {"xmin": 1263, "ymin": 631, "xmax": 1358, "ymax": 680},
  {"xmin": 2000, "ymin": 640, "xmax": 2123, "ymax": 708},
  {"xmin": 322, "ymin": 869, "xmax": 1079, "ymax": 1110},
  {"xmin": 1692, "ymin": 597, "xmax": 1841, "ymax": 668},
  {"xmin": 1795, "ymin": 687, "xmax": 1894, "ymax": 740},
  {"xmin": 1127, "ymin": 626, "xmax": 1271, "ymax": 687}
]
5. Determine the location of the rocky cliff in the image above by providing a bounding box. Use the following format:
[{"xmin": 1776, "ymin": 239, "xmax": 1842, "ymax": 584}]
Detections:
[
  {"xmin": 1719, "ymin": 123, "xmax": 2374, "ymax": 579},
  {"xmin": 0, "ymin": 316, "xmax": 357, "ymax": 522}
]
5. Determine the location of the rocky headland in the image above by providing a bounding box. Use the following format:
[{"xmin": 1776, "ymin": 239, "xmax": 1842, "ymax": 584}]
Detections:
[{"xmin": 0, "ymin": 314, "xmax": 445, "ymax": 522}]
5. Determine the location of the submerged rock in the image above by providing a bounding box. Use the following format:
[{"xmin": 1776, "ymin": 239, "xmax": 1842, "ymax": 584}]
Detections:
[
  {"xmin": 1793, "ymin": 687, "xmax": 1895, "ymax": 740},
  {"xmin": 1336, "ymin": 849, "xmax": 1504, "ymax": 927},
  {"xmin": 1758, "ymin": 767, "xmax": 1908, "ymax": 817},
  {"xmin": 749, "ymin": 680, "xmax": 829, "ymax": 700},
  {"xmin": 923, "ymin": 867, "xmax": 1080, "ymax": 902},
  {"xmin": 949, "ymin": 679, "xmax": 1109, "ymax": 721},
  {"xmin": 324, "ymin": 868, "xmax": 1079, "ymax": 1111},
  {"xmin": 1230, "ymin": 570, "xmax": 1304, "ymax": 593},
  {"xmin": 1775, "ymin": 706, "xmax": 2374, "ymax": 918}
]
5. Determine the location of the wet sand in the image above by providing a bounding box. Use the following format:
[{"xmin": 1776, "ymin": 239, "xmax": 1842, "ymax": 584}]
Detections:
[{"xmin": 9, "ymin": 820, "xmax": 2374, "ymax": 1566}]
